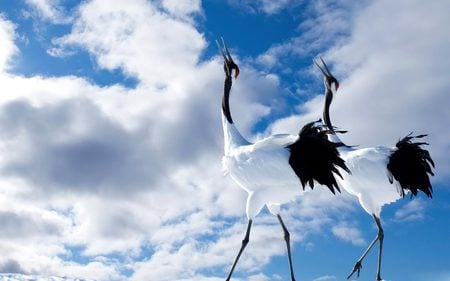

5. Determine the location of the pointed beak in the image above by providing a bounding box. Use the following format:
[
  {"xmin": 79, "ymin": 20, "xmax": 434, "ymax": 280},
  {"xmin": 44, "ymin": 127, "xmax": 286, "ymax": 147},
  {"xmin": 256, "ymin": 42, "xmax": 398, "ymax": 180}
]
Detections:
[
  {"xmin": 314, "ymin": 56, "xmax": 332, "ymax": 79},
  {"xmin": 314, "ymin": 56, "xmax": 339, "ymax": 91},
  {"xmin": 216, "ymin": 37, "xmax": 240, "ymax": 79}
]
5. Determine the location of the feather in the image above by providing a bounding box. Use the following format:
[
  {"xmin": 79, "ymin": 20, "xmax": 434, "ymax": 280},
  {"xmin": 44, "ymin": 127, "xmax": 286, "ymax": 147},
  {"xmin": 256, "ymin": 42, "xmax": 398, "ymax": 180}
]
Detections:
[
  {"xmin": 287, "ymin": 121, "xmax": 350, "ymax": 194},
  {"xmin": 387, "ymin": 134, "xmax": 435, "ymax": 198}
]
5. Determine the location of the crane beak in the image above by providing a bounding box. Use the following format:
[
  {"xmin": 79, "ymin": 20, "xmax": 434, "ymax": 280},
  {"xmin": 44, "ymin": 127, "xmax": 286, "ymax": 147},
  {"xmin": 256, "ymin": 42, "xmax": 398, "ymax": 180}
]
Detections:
[
  {"xmin": 216, "ymin": 37, "xmax": 240, "ymax": 79},
  {"xmin": 314, "ymin": 56, "xmax": 339, "ymax": 91},
  {"xmin": 314, "ymin": 56, "xmax": 332, "ymax": 78}
]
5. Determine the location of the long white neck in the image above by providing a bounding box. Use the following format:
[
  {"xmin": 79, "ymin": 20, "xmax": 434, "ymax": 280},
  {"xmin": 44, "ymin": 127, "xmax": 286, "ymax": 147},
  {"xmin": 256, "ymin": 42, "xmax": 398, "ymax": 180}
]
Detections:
[
  {"xmin": 221, "ymin": 75, "xmax": 250, "ymax": 155},
  {"xmin": 222, "ymin": 113, "xmax": 250, "ymax": 155}
]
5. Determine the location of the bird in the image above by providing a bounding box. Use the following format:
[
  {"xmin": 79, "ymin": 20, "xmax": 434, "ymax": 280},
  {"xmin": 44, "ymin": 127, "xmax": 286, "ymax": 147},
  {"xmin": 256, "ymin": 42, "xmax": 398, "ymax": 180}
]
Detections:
[
  {"xmin": 314, "ymin": 57, "xmax": 435, "ymax": 281},
  {"xmin": 217, "ymin": 38, "xmax": 350, "ymax": 281}
]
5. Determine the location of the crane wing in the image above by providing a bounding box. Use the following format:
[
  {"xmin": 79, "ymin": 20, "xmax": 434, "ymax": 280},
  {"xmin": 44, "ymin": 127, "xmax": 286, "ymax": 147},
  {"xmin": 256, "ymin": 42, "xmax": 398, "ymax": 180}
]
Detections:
[
  {"xmin": 387, "ymin": 134, "xmax": 434, "ymax": 198},
  {"xmin": 287, "ymin": 121, "xmax": 350, "ymax": 194}
]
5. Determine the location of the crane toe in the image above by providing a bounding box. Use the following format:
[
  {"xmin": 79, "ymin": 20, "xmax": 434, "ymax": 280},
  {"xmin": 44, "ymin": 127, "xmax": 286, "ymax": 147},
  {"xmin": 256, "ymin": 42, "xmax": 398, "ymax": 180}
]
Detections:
[{"xmin": 347, "ymin": 260, "xmax": 362, "ymax": 279}]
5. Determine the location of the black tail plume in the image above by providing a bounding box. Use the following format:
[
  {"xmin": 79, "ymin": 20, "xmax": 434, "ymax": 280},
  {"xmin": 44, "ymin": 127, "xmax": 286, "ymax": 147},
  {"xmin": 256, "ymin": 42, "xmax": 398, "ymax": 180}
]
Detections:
[
  {"xmin": 387, "ymin": 134, "xmax": 435, "ymax": 198},
  {"xmin": 287, "ymin": 121, "xmax": 351, "ymax": 194}
]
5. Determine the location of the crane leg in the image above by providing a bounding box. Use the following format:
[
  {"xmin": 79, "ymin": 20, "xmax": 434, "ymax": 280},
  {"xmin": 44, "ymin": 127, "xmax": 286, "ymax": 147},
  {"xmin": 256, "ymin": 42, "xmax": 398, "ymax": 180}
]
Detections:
[
  {"xmin": 277, "ymin": 214, "xmax": 296, "ymax": 281},
  {"xmin": 225, "ymin": 219, "xmax": 252, "ymax": 281},
  {"xmin": 347, "ymin": 214, "xmax": 382, "ymax": 280},
  {"xmin": 374, "ymin": 216, "xmax": 384, "ymax": 281}
]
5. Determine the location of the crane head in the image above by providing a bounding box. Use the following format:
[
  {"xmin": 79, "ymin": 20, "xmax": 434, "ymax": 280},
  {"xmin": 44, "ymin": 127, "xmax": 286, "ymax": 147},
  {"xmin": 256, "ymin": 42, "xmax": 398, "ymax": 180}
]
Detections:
[
  {"xmin": 216, "ymin": 37, "xmax": 240, "ymax": 79},
  {"xmin": 314, "ymin": 56, "xmax": 339, "ymax": 92}
]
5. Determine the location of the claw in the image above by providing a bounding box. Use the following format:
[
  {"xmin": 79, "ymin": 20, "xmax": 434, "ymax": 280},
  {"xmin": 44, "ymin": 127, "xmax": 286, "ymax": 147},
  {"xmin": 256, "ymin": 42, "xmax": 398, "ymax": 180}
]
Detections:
[
  {"xmin": 347, "ymin": 261, "xmax": 362, "ymax": 279},
  {"xmin": 216, "ymin": 37, "xmax": 240, "ymax": 79}
]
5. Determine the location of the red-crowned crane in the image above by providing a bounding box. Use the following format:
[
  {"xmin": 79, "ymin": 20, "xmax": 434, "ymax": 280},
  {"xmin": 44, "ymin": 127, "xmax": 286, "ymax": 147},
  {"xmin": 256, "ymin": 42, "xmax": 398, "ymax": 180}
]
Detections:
[
  {"xmin": 217, "ymin": 38, "xmax": 350, "ymax": 281},
  {"xmin": 314, "ymin": 57, "xmax": 435, "ymax": 281}
]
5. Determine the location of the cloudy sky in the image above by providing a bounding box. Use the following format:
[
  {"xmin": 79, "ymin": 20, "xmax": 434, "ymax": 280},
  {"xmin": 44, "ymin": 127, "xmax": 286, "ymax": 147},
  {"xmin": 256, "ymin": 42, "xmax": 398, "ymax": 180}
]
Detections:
[{"xmin": 0, "ymin": 1, "xmax": 449, "ymax": 281}]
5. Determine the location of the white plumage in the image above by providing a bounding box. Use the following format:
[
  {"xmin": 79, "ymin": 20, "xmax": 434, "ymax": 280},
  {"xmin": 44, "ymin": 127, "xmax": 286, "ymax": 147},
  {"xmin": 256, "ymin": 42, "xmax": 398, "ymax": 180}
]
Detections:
[
  {"xmin": 222, "ymin": 115, "xmax": 303, "ymax": 218},
  {"xmin": 338, "ymin": 147, "xmax": 401, "ymax": 217}
]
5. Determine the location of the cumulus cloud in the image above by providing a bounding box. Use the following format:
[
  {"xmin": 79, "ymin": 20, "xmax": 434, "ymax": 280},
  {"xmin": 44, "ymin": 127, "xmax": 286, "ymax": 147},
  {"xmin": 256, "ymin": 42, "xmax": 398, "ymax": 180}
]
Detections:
[
  {"xmin": 227, "ymin": 0, "xmax": 300, "ymax": 15},
  {"xmin": 0, "ymin": 261, "xmax": 26, "ymax": 274},
  {"xmin": 331, "ymin": 224, "xmax": 365, "ymax": 246},
  {"xmin": 0, "ymin": 274, "xmax": 92, "ymax": 281},
  {"xmin": 51, "ymin": 0, "xmax": 205, "ymax": 88},
  {"xmin": 24, "ymin": 0, "xmax": 70, "ymax": 24},
  {"xmin": 159, "ymin": 0, "xmax": 202, "ymax": 19},
  {"xmin": 312, "ymin": 276, "xmax": 337, "ymax": 281},
  {"xmin": 393, "ymin": 200, "xmax": 426, "ymax": 222},
  {"xmin": 256, "ymin": 0, "xmax": 366, "ymax": 72},
  {"xmin": 0, "ymin": 16, "xmax": 18, "ymax": 71},
  {"xmin": 0, "ymin": 1, "xmax": 316, "ymax": 280}
]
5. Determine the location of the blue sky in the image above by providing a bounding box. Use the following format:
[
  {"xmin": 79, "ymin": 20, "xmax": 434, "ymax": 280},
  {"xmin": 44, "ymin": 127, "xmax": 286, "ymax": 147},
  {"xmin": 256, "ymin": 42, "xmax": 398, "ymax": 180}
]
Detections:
[{"xmin": 0, "ymin": 1, "xmax": 449, "ymax": 281}]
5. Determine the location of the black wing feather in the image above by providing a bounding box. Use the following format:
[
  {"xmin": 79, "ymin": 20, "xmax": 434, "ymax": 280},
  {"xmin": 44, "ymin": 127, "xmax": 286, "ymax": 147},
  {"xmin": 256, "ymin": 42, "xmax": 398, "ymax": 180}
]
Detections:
[
  {"xmin": 287, "ymin": 121, "xmax": 350, "ymax": 194},
  {"xmin": 387, "ymin": 134, "xmax": 435, "ymax": 198}
]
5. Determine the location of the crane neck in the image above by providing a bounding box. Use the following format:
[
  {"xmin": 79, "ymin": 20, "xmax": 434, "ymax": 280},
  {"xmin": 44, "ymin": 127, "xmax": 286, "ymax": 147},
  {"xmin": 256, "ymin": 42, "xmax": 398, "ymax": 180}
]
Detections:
[
  {"xmin": 323, "ymin": 88, "xmax": 333, "ymax": 130},
  {"xmin": 222, "ymin": 75, "xmax": 250, "ymax": 155},
  {"xmin": 222, "ymin": 76, "xmax": 233, "ymax": 124},
  {"xmin": 322, "ymin": 87, "xmax": 351, "ymax": 150}
]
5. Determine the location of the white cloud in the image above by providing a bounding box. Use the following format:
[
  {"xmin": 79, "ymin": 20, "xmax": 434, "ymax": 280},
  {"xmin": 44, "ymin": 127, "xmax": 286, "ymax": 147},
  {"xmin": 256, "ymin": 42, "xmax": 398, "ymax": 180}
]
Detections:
[
  {"xmin": 0, "ymin": 16, "xmax": 18, "ymax": 72},
  {"xmin": 256, "ymin": 0, "xmax": 365, "ymax": 72},
  {"xmin": 160, "ymin": 0, "xmax": 202, "ymax": 19},
  {"xmin": 0, "ymin": 274, "xmax": 92, "ymax": 281},
  {"xmin": 0, "ymin": 2, "xmax": 312, "ymax": 280},
  {"xmin": 247, "ymin": 273, "xmax": 271, "ymax": 281},
  {"xmin": 393, "ymin": 200, "xmax": 425, "ymax": 222},
  {"xmin": 51, "ymin": 0, "xmax": 205, "ymax": 89},
  {"xmin": 227, "ymin": 0, "xmax": 299, "ymax": 15},
  {"xmin": 331, "ymin": 223, "xmax": 365, "ymax": 246},
  {"xmin": 25, "ymin": 0, "xmax": 70, "ymax": 24},
  {"xmin": 257, "ymin": 0, "xmax": 292, "ymax": 14},
  {"xmin": 313, "ymin": 275, "xmax": 337, "ymax": 281}
]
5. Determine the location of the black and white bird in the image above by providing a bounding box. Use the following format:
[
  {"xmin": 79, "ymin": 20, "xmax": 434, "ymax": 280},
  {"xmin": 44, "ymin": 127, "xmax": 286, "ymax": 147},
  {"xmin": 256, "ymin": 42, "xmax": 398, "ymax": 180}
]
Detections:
[
  {"xmin": 314, "ymin": 57, "xmax": 435, "ymax": 281},
  {"xmin": 217, "ymin": 38, "xmax": 350, "ymax": 281}
]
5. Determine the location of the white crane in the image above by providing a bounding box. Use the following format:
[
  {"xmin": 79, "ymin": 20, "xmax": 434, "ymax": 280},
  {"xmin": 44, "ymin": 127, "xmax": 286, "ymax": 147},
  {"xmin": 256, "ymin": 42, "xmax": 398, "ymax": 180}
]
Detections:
[
  {"xmin": 217, "ymin": 38, "xmax": 350, "ymax": 281},
  {"xmin": 314, "ymin": 57, "xmax": 435, "ymax": 281}
]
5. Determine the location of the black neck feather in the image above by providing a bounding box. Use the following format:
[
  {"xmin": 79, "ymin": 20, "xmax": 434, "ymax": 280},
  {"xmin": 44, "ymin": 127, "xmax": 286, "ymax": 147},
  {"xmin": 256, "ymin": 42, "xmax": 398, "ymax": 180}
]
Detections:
[
  {"xmin": 222, "ymin": 75, "xmax": 233, "ymax": 124},
  {"xmin": 323, "ymin": 88, "xmax": 333, "ymax": 130}
]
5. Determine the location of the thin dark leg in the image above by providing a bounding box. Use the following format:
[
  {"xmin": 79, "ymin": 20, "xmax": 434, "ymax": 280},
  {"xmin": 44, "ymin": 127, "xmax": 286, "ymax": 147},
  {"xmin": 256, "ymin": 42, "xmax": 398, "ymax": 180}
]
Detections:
[
  {"xmin": 374, "ymin": 215, "xmax": 384, "ymax": 281},
  {"xmin": 226, "ymin": 219, "xmax": 252, "ymax": 281},
  {"xmin": 277, "ymin": 214, "xmax": 296, "ymax": 281},
  {"xmin": 347, "ymin": 214, "xmax": 381, "ymax": 279}
]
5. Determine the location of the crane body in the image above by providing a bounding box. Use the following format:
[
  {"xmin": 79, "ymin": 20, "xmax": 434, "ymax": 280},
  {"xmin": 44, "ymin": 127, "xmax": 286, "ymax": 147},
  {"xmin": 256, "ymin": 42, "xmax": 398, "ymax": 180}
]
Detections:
[
  {"xmin": 218, "ymin": 39, "xmax": 349, "ymax": 281},
  {"xmin": 314, "ymin": 57, "xmax": 434, "ymax": 281}
]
